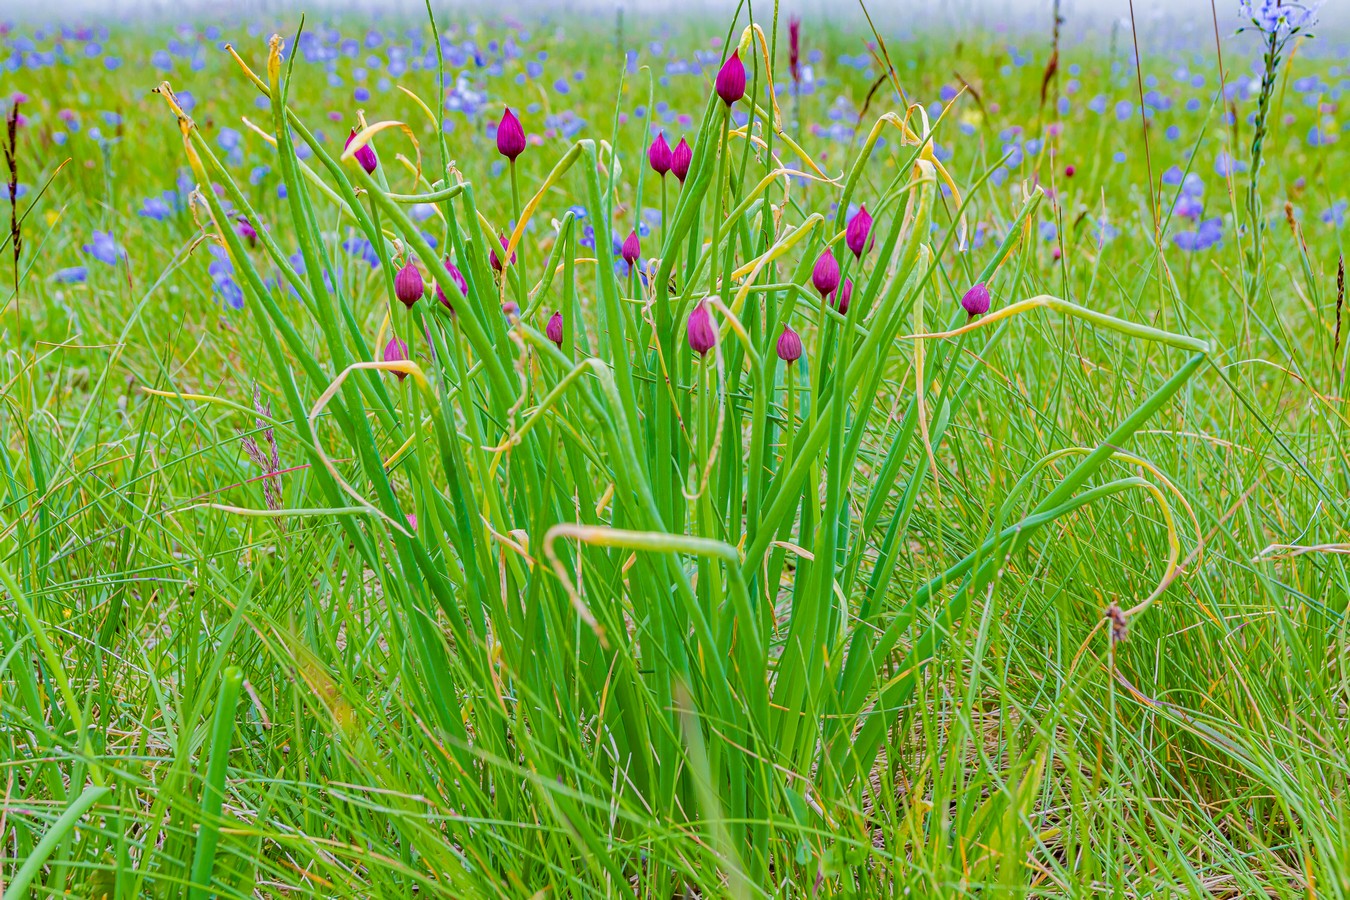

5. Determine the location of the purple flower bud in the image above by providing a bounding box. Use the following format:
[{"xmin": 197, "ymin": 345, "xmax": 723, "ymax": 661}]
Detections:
[
  {"xmin": 961, "ymin": 282, "xmax": 991, "ymax": 319},
  {"xmin": 344, "ymin": 128, "xmax": 378, "ymax": 175},
  {"xmin": 490, "ymin": 233, "xmax": 517, "ymax": 272},
  {"xmin": 671, "ymin": 137, "xmax": 692, "ymax": 183},
  {"xmin": 496, "ymin": 107, "xmax": 526, "ymax": 161},
  {"xmin": 394, "ymin": 259, "xmax": 424, "ymax": 308},
  {"xmin": 235, "ymin": 215, "xmax": 257, "ymax": 248},
  {"xmin": 832, "ymin": 277, "xmax": 853, "ymax": 314},
  {"xmin": 383, "ymin": 335, "xmax": 409, "ymax": 379},
  {"xmin": 776, "ymin": 325, "xmax": 802, "ymax": 363},
  {"xmin": 649, "ymin": 132, "xmax": 672, "ymax": 176},
  {"xmin": 811, "ymin": 248, "xmax": 840, "ymax": 299},
  {"xmin": 687, "ymin": 302, "xmax": 716, "ymax": 356},
  {"xmin": 715, "ymin": 50, "xmax": 747, "ymax": 107},
  {"xmin": 621, "ymin": 230, "xmax": 641, "ymax": 266},
  {"xmin": 436, "ymin": 257, "xmax": 467, "ymax": 314},
  {"xmin": 846, "ymin": 204, "xmax": 872, "ymax": 260},
  {"xmin": 789, "ymin": 17, "xmax": 801, "ymax": 84},
  {"xmin": 546, "ymin": 310, "xmax": 564, "ymax": 347}
]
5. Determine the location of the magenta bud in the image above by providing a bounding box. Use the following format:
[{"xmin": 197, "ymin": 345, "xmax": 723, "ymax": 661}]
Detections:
[
  {"xmin": 789, "ymin": 17, "xmax": 801, "ymax": 84},
  {"xmin": 345, "ymin": 128, "xmax": 378, "ymax": 175},
  {"xmin": 832, "ymin": 277, "xmax": 853, "ymax": 314},
  {"xmin": 503, "ymin": 300, "xmax": 520, "ymax": 320},
  {"xmin": 235, "ymin": 215, "xmax": 257, "ymax": 248},
  {"xmin": 648, "ymin": 131, "xmax": 672, "ymax": 176},
  {"xmin": 961, "ymin": 282, "xmax": 991, "ymax": 319},
  {"xmin": 776, "ymin": 325, "xmax": 802, "ymax": 363},
  {"xmin": 394, "ymin": 259, "xmax": 424, "ymax": 308},
  {"xmin": 406, "ymin": 512, "xmax": 418, "ymax": 531},
  {"xmin": 546, "ymin": 310, "xmax": 564, "ymax": 347},
  {"xmin": 715, "ymin": 50, "xmax": 747, "ymax": 107},
  {"xmin": 490, "ymin": 234, "xmax": 517, "ymax": 272},
  {"xmin": 811, "ymin": 248, "xmax": 840, "ymax": 299},
  {"xmin": 496, "ymin": 107, "xmax": 526, "ymax": 161},
  {"xmin": 687, "ymin": 302, "xmax": 716, "ymax": 356},
  {"xmin": 621, "ymin": 230, "xmax": 641, "ymax": 266},
  {"xmin": 846, "ymin": 204, "xmax": 873, "ymax": 260},
  {"xmin": 436, "ymin": 257, "xmax": 466, "ymax": 314},
  {"xmin": 383, "ymin": 335, "xmax": 409, "ymax": 379},
  {"xmin": 671, "ymin": 137, "xmax": 692, "ymax": 183}
]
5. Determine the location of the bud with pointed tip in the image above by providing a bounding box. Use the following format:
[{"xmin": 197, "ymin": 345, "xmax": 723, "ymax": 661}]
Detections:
[
  {"xmin": 961, "ymin": 282, "xmax": 991, "ymax": 319},
  {"xmin": 546, "ymin": 310, "xmax": 564, "ymax": 347},
  {"xmin": 383, "ymin": 335, "xmax": 409, "ymax": 379},
  {"xmin": 496, "ymin": 107, "xmax": 526, "ymax": 161},
  {"xmin": 345, "ymin": 128, "xmax": 378, "ymax": 174},
  {"xmin": 649, "ymin": 132, "xmax": 672, "ymax": 176},
  {"xmin": 832, "ymin": 277, "xmax": 853, "ymax": 314},
  {"xmin": 687, "ymin": 302, "xmax": 716, "ymax": 356},
  {"xmin": 776, "ymin": 325, "xmax": 802, "ymax": 363},
  {"xmin": 490, "ymin": 233, "xmax": 517, "ymax": 272},
  {"xmin": 846, "ymin": 204, "xmax": 872, "ymax": 260},
  {"xmin": 621, "ymin": 230, "xmax": 641, "ymax": 267},
  {"xmin": 789, "ymin": 17, "xmax": 801, "ymax": 84},
  {"xmin": 394, "ymin": 259, "xmax": 424, "ymax": 308},
  {"xmin": 715, "ymin": 50, "xmax": 746, "ymax": 106},
  {"xmin": 811, "ymin": 248, "xmax": 840, "ymax": 299},
  {"xmin": 671, "ymin": 137, "xmax": 692, "ymax": 183},
  {"xmin": 436, "ymin": 258, "xmax": 467, "ymax": 314}
]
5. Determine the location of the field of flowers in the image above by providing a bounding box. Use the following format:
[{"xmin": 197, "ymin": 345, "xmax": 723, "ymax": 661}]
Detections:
[{"xmin": 3, "ymin": 0, "xmax": 1349, "ymax": 896}]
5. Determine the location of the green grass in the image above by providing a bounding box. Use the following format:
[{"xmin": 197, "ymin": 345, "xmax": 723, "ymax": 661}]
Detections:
[{"xmin": 3, "ymin": 3, "xmax": 1350, "ymax": 897}]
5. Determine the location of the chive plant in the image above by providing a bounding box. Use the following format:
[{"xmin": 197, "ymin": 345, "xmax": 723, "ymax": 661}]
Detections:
[{"xmin": 134, "ymin": 7, "xmax": 1214, "ymax": 894}]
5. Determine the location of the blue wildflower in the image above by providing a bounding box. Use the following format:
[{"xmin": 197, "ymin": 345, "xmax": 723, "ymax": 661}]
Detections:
[{"xmin": 82, "ymin": 231, "xmax": 124, "ymax": 265}]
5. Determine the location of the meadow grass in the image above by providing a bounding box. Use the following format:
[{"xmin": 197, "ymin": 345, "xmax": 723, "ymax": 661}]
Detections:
[{"xmin": 2, "ymin": 2, "xmax": 1350, "ymax": 896}]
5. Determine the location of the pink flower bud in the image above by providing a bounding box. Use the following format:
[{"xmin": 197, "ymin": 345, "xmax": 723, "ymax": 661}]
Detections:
[
  {"xmin": 546, "ymin": 310, "xmax": 564, "ymax": 347},
  {"xmin": 687, "ymin": 302, "xmax": 716, "ymax": 356},
  {"xmin": 961, "ymin": 282, "xmax": 990, "ymax": 319},
  {"xmin": 436, "ymin": 258, "xmax": 467, "ymax": 314},
  {"xmin": 832, "ymin": 277, "xmax": 853, "ymax": 314},
  {"xmin": 671, "ymin": 137, "xmax": 692, "ymax": 183},
  {"xmin": 621, "ymin": 230, "xmax": 641, "ymax": 266},
  {"xmin": 344, "ymin": 128, "xmax": 378, "ymax": 175},
  {"xmin": 776, "ymin": 325, "xmax": 802, "ymax": 363},
  {"xmin": 394, "ymin": 259, "xmax": 424, "ymax": 308},
  {"xmin": 648, "ymin": 132, "xmax": 672, "ymax": 176},
  {"xmin": 811, "ymin": 248, "xmax": 840, "ymax": 299},
  {"xmin": 383, "ymin": 336, "xmax": 409, "ymax": 379},
  {"xmin": 845, "ymin": 204, "xmax": 872, "ymax": 260},
  {"xmin": 490, "ymin": 233, "xmax": 517, "ymax": 272},
  {"xmin": 715, "ymin": 50, "xmax": 746, "ymax": 107},
  {"xmin": 496, "ymin": 107, "xmax": 526, "ymax": 161}
]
